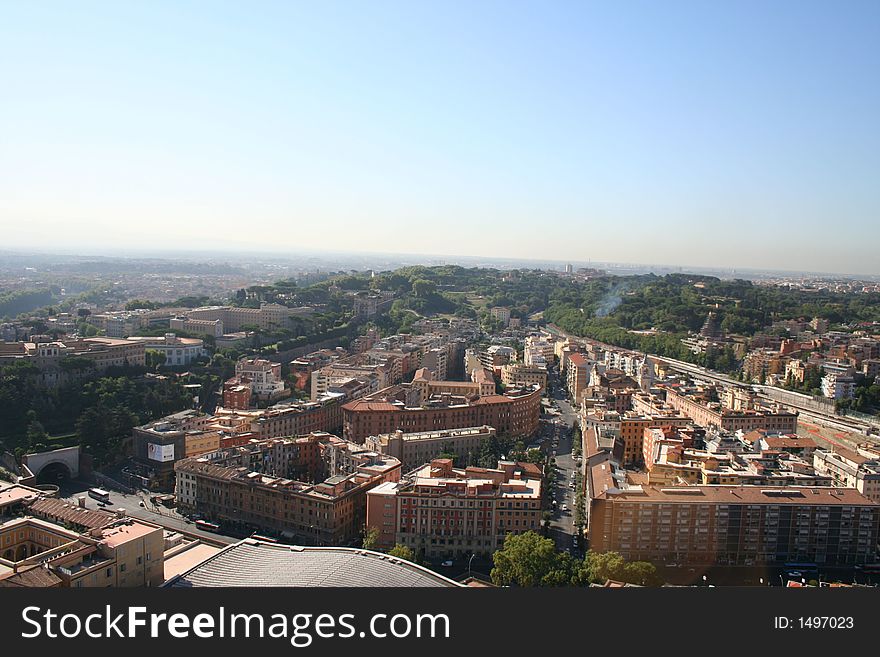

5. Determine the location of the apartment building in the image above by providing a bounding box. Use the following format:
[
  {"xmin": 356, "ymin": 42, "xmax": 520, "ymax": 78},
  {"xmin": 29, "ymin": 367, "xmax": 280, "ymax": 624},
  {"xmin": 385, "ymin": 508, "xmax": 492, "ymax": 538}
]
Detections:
[
  {"xmin": 174, "ymin": 433, "xmax": 401, "ymax": 545},
  {"xmin": 566, "ymin": 352, "xmax": 591, "ymax": 403},
  {"xmin": 501, "ymin": 362, "xmax": 548, "ymax": 391},
  {"xmin": 366, "ymin": 458, "xmax": 543, "ymax": 558},
  {"xmin": 821, "ymin": 362, "xmax": 857, "ymax": 400},
  {"xmin": 813, "ymin": 448, "xmax": 880, "ymax": 502},
  {"xmin": 664, "ymin": 387, "xmax": 798, "ymax": 433},
  {"xmin": 233, "ymin": 357, "xmax": 287, "ymax": 400},
  {"xmin": 589, "ymin": 482, "xmax": 880, "ymax": 566},
  {"xmin": 490, "ymin": 307, "xmax": 511, "ymax": 326},
  {"xmin": 342, "ymin": 384, "xmax": 542, "ymax": 443},
  {"xmin": 365, "ymin": 426, "xmax": 496, "ymax": 472}
]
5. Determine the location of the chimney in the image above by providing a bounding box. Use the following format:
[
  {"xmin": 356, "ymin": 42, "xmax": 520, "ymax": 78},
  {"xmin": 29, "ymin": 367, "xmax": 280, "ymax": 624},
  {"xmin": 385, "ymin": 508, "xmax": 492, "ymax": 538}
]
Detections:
[{"xmin": 77, "ymin": 496, "xmax": 86, "ymax": 508}]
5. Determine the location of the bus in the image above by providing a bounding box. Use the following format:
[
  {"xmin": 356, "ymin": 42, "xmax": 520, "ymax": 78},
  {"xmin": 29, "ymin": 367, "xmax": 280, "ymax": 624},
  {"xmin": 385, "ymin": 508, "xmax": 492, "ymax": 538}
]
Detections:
[
  {"xmin": 250, "ymin": 533, "xmax": 279, "ymax": 543},
  {"xmin": 195, "ymin": 519, "xmax": 221, "ymax": 533},
  {"xmin": 88, "ymin": 488, "xmax": 111, "ymax": 503}
]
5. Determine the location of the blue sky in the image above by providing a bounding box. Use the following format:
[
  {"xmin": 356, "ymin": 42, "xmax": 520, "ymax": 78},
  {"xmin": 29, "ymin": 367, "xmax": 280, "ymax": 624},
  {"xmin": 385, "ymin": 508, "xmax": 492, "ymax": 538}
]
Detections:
[{"xmin": 1, "ymin": 1, "xmax": 878, "ymax": 273}]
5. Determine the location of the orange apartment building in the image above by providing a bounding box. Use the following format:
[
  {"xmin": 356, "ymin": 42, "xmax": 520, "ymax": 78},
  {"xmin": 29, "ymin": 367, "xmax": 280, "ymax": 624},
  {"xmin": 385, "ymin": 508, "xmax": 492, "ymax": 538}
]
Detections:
[
  {"xmin": 366, "ymin": 458, "xmax": 543, "ymax": 558},
  {"xmin": 175, "ymin": 432, "xmax": 401, "ymax": 545},
  {"xmin": 342, "ymin": 385, "xmax": 542, "ymax": 443}
]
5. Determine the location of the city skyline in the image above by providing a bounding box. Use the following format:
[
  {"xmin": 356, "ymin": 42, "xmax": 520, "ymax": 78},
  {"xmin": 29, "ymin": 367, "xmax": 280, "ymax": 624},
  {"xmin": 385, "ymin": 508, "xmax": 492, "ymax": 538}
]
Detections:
[{"xmin": 2, "ymin": 1, "xmax": 879, "ymax": 273}]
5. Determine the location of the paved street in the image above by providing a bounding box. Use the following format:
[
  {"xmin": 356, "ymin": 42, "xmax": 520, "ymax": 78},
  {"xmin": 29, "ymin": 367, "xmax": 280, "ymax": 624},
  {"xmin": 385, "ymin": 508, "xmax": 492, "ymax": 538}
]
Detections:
[
  {"xmin": 543, "ymin": 372, "xmax": 584, "ymax": 556},
  {"xmin": 58, "ymin": 481, "xmax": 237, "ymax": 545}
]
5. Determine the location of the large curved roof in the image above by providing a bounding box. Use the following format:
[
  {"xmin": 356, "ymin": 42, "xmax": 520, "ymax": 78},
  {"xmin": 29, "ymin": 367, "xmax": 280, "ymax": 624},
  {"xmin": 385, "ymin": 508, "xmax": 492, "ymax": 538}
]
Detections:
[{"xmin": 165, "ymin": 539, "xmax": 462, "ymax": 588}]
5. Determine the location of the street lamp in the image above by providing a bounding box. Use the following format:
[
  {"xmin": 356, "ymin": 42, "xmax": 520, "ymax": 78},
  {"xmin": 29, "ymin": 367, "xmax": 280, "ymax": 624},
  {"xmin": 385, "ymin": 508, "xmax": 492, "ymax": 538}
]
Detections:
[{"xmin": 468, "ymin": 553, "xmax": 476, "ymax": 577}]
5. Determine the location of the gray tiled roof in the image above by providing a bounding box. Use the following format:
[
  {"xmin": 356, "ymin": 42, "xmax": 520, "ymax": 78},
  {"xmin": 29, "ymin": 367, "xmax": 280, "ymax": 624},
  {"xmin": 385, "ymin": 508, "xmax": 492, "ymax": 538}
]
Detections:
[{"xmin": 166, "ymin": 540, "xmax": 462, "ymax": 588}]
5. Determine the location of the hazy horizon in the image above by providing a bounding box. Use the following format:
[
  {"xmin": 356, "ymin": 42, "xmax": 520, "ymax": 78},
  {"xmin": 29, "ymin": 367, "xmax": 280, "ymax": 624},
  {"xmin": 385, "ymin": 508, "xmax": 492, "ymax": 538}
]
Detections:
[
  {"xmin": 2, "ymin": 1, "xmax": 879, "ymax": 274},
  {"xmin": 2, "ymin": 244, "xmax": 877, "ymax": 282}
]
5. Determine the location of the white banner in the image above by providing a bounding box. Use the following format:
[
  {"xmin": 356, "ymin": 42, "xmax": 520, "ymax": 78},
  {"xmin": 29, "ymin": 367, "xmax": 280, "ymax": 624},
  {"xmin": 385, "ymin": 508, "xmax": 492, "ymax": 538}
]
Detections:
[{"xmin": 147, "ymin": 442, "xmax": 175, "ymax": 462}]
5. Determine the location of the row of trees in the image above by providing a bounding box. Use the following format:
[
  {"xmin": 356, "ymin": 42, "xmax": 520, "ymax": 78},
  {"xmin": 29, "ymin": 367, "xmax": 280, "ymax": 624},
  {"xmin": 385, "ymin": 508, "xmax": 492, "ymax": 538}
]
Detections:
[{"xmin": 491, "ymin": 531, "xmax": 663, "ymax": 587}]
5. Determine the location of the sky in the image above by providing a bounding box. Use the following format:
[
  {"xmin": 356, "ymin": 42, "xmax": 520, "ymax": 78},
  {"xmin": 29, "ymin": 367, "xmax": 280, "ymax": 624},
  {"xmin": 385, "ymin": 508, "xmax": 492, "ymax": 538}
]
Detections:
[{"xmin": 1, "ymin": 1, "xmax": 879, "ymax": 274}]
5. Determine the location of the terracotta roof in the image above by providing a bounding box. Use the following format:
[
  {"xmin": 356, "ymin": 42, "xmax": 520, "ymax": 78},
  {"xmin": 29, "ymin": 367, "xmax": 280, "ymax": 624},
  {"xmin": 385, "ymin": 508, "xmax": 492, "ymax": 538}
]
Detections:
[
  {"xmin": 0, "ymin": 566, "xmax": 63, "ymax": 588},
  {"xmin": 27, "ymin": 497, "xmax": 115, "ymax": 529}
]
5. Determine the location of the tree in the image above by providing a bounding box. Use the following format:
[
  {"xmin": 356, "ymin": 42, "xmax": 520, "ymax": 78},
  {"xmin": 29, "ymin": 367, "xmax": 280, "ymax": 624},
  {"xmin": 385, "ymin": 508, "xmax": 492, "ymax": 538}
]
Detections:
[
  {"xmin": 490, "ymin": 531, "xmax": 576, "ymax": 587},
  {"xmin": 387, "ymin": 544, "xmax": 416, "ymax": 562},
  {"xmin": 145, "ymin": 350, "xmax": 167, "ymax": 370},
  {"xmin": 584, "ymin": 550, "xmax": 627, "ymax": 582},
  {"xmin": 361, "ymin": 526, "xmax": 380, "ymax": 550},
  {"xmin": 411, "ymin": 279, "xmax": 437, "ymax": 298},
  {"xmin": 76, "ymin": 308, "xmax": 92, "ymax": 319},
  {"xmin": 622, "ymin": 560, "xmax": 662, "ymax": 587}
]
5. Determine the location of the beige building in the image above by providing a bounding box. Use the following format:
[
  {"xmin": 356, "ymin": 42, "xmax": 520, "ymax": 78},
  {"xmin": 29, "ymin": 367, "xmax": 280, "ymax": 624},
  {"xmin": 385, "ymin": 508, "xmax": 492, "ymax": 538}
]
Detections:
[
  {"xmin": 0, "ymin": 511, "xmax": 164, "ymax": 588},
  {"xmin": 813, "ymin": 447, "xmax": 880, "ymax": 502},
  {"xmin": 501, "ymin": 362, "xmax": 547, "ymax": 391},
  {"xmin": 366, "ymin": 426, "xmax": 495, "ymax": 472}
]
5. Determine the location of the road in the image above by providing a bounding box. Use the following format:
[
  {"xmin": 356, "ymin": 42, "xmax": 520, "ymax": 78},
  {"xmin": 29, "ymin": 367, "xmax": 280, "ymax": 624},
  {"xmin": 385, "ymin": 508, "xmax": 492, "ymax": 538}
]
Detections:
[
  {"xmin": 59, "ymin": 481, "xmax": 237, "ymax": 545},
  {"xmin": 544, "ymin": 371, "xmax": 584, "ymax": 556}
]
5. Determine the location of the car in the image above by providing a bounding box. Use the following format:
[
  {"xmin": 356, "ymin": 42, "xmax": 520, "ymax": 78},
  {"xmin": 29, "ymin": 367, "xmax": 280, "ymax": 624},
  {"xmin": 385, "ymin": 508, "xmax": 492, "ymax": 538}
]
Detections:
[
  {"xmin": 441, "ymin": 560, "xmax": 454, "ymax": 567},
  {"xmin": 561, "ymin": 504, "xmax": 568, "ymax": 512}
]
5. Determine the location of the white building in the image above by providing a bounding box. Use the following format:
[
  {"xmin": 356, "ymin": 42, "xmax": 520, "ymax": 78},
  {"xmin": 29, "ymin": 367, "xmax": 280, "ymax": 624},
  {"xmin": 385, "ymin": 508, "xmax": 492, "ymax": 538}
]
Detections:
[
  {"xmin": 821, "ymin": 362, "xmax": 856, "ymax": 399},
  {"xmin": 127, "ymin": 333, "xmax": 207, "ymax": 366}
]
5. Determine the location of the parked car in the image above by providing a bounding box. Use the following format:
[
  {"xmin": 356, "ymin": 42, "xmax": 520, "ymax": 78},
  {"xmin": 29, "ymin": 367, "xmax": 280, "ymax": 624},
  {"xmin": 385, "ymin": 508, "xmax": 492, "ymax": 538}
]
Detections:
[{"xmin": 441, "ymin": 560, "xmax": 454, "ymax": 567}]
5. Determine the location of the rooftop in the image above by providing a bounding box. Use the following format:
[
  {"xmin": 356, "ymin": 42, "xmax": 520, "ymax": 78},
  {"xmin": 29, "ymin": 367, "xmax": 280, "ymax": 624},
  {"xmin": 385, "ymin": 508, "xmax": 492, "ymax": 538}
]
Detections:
[
  {"xmin": 166, "ymin": 540, "xmax": 462, "ymax": 587},
  {"xmin": 0, "ymin": 483, "xmax": 42, "ymax": 509}
]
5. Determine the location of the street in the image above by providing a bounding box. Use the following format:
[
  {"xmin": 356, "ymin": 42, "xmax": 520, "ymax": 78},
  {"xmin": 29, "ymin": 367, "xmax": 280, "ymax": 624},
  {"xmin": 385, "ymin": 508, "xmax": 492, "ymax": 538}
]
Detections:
[
  {"xmin": 543, "ymin": 371, "xmax": 584, "ymax": 556},
  {"xmin": 58, "ymin": 480, "xmax": 237, "ymax": 545}
]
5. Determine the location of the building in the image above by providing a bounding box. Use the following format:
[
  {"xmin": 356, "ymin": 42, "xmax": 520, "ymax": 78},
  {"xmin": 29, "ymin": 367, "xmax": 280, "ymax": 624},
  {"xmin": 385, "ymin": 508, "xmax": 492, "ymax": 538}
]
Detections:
[
  {"xmin": 478, "ymin": 345, "xmax": 517, "ymax": 372},
  {"xmin": 821, "ymin": 362, "xmax": 857, "ymax": 399},
  {"xmin": 164, "ymin": 539, "xmax": 461, "ymax": 587},
  {"xmin": 589, "ymin": 482, "xmax": 880, "ymax": 566},
  {"xmin": 175, "ymin": 433, "xmax": 401, "ymax": 545},
  {"xmin": 365, "ymin": 426, "xmax": 496, "ymax": 472},
  {"xmin": 223, "ymin": 357, "xmax": 288, "ymax": 405},
  {"xmin": 490, "ymin": 307, "xmax": 511, "ymax": 326},
  {"xmin": 342, "ymin": 384, "xmax": 542, "ymax": 443},
  {"xmin": 566, "ymin": 353, "xmax": 591, "ymax": 404},
  {"xmin": 501, "ymin": 362, "xmax": 547, "ymax": 391},
  {"xmin": 813, "ymin": 448, "xmax": 880, "ymax": 502},
  {"xmin": 664, "ymin": 387, "xmax": 798, "ymax": 433},
  {"xmin": 127, "ymin": 333, "xmax": 207, "ymax": 366},
  {"xmin": 131, "ymin": 410, "xmax": 217, "ymax": 489},
  {"xmin": 366, "ymin": 458, "xmax": 543, "ymax": 558},
  {"xmin": 0, "ymin": 337, "xmax": 146, "ymax": 386},
  {"xmin": 352, "ymin": 293, "xmax": 394, "ymax": 319},
  {"xmin": 185, "ymin": 303, "xmax": 314, "ymax": 332},
  {"xmin": 524, "ymin": 335, "xmax": 555, "ymax": 365},
  {"xmin": 410, "ymin": 366, "xmax": 495, "ymax": 401},
  {"xmin": 0, "ymin": 506, "xmax": 164, "ymax": 588},
  {"xmin": 211, "ymin": 396, "xmax": 344, "ymax": 441},
  {"xmin": 169, "ymin": 317, "xmax": 224, "ymax": 338}
]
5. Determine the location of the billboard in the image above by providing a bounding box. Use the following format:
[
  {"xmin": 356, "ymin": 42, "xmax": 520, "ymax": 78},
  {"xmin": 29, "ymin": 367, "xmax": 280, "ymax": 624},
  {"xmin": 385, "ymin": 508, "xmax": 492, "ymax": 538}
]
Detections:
[{"xmin": 147, "ymin": 442, "xmax": 175, "ymax": 462}]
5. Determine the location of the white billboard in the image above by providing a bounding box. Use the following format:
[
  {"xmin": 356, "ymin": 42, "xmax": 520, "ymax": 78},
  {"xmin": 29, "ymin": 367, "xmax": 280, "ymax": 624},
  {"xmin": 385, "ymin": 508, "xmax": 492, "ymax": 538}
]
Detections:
[{"xmin": 147, "ymin": 442, "xmax": 175, "ymax": 462}]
